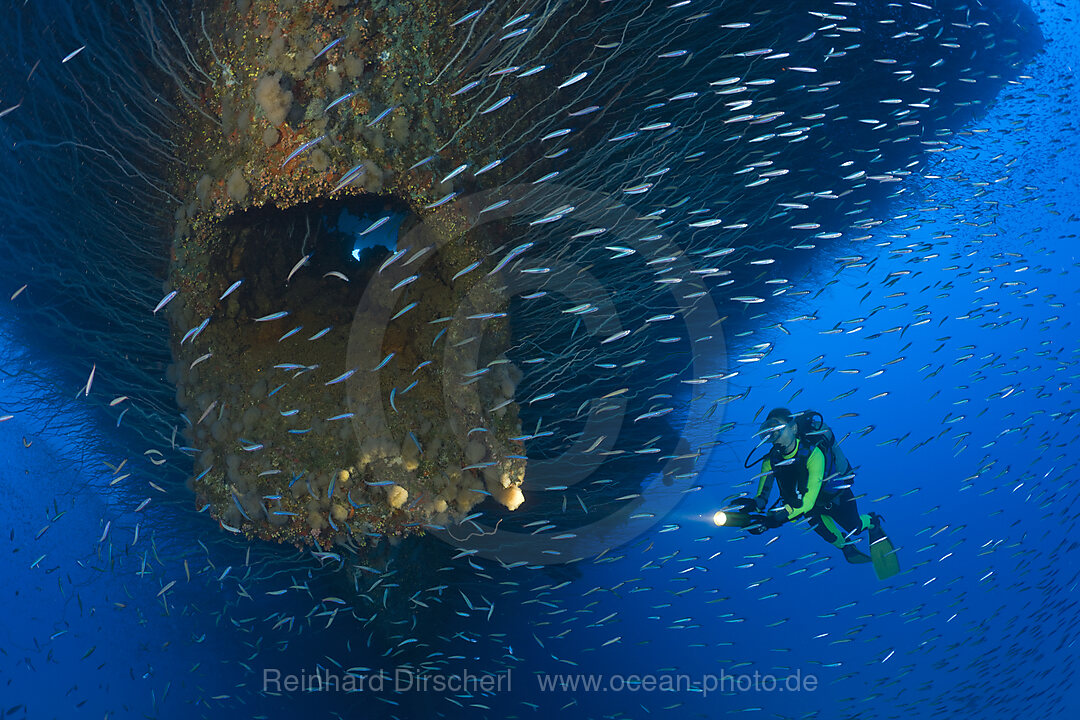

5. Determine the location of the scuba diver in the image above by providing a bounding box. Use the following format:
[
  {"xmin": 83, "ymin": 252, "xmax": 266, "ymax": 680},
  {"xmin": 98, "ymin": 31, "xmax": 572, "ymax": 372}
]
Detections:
[{"xmin": 714, "ymin": 408, "xmax": 900, "ymax": 580}]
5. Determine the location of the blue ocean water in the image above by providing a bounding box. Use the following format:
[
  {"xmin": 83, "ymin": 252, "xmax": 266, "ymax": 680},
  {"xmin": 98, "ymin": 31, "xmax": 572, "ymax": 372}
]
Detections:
[{"xmin": 2, "ymin": 1, "xmax": 1078, "ymax": 719}]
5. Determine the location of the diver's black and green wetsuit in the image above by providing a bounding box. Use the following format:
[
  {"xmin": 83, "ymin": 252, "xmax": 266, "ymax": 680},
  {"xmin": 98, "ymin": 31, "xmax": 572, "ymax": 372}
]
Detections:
[
  {"xmin": 755, "ymin": 438, "xmax": 873, "ymax": 559},
  {"xmin": 749, "ymin": 407, "xmax": 900, "ymax": 579}
]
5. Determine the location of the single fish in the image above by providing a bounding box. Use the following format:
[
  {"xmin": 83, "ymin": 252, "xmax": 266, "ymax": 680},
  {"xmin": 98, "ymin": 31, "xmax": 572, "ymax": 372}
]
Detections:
[
  {"xmin": 500, "ymin": 28, "xmax": 529, "ymax": 41},
  {"xmin": 453, "ymin": 260, "xmax": 481, "ymax": 281},
  {"xmin": 84, "ymin": 364, "xmax": 96, "ymax": 396},
  {"xmin": 479, "ymin": 199, "xmax": 510, "ymax": 214},
  {"xmin": 424, "ymin": 192, "xmax": 458, "ymax": 209},
  {"xmin": 313, "ymin": 37, "xmax": 343, "ymax": 62},
  {"xmin": 279, "ymin": 326, "xmax": 303, "ymax": 342},
  {"xmin": 474, "ymin": 158, "xmax": 503, "ymax": 175},
  {"xmin": 281, "ymin": 135, "xmax": 326, "ymax": 168},
  {"xmin": 324, "ymin": 369, "xmax": 356, "ymax": 386},
  {"xmin": 480, "ymin": 96, "xmax": 514, "ymax": 114},
  {"xmin": 452, "ymin": 80, "xmax": 481, "ymax": 96},
  {"xmin": 287, "ymin": 255, "xmax": 310, "ymax": 284},
  {"xmin": 391, "ymin": 301, "xmax": 418, "ymax": 321},
  {"xmin": 153, "ymin": 290, "xmax": 178, "ymax": 314},
  {"xmin": 324, "ymin": 91, "xmax": 356, "ymax": 112},
  {"xmin": 558, "ymin": 71, "xmax": 589, "ymax": 89},
  {"xmin": 568, "ymin": 105, "xmax": 601, "ymax": 117},
  {"xmin": 408, "ymin": 155, "xmax": 436, "ymax": 170},
  {"xmin": 372, "ymin": 352, "xmax": 395, "ymax": 371},
  {"xmin": 359, "ymin": 216, "xmax": 390, "ymax": 236},
  {"xmin": 441, "ymin": 164, "xmax": 468, "ymax": 184},
  {"xmin": 219, "ymin": 280, "xmax": 242, "ymax": 300},
  {"xmin": 190, "ymin": 352, "xmax": 212, "ymax": 370},
  {"xmin": 61, "ymin": 45, "xmax": 86, "ymax": 63},
  {"xmin": 378, "ymin": 248, "xmax": 409, "ymax": 274},
  {"xmin": 326, "ymin": 412, "xmax": 354, "ymax": 421},
  {"xmin": 367, "ymin": 105, "xmax": 398, "ymax": 127},
  {"xmin": 451, "ymin": 8, "xmax": 482, "ymax": 26},
  {"xmin": 391, "ymin": 275, "xmax": 419, "ymax": 292},
  {"xmin": 488, "ymin": 243, "xmax": 534, "ymax": 275}
]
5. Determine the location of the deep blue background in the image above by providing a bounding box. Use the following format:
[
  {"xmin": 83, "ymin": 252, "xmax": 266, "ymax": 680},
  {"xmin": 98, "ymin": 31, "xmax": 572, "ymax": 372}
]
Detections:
[{"xmin": 2, "ymin": 1, "xmax": 1078, "ymax": 718}]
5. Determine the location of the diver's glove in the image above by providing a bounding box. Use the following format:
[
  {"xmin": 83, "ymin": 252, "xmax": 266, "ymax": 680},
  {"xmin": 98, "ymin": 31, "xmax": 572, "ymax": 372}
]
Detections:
[
  {"xmin": 762, "ymin": 508, "xmax": 789, "ymax": 529},
  {"xmin": 732, "ymin": 496, "xmax": 760, "ymax": 514},
  {"xmin": 746, "ymin": 521, "xmax": 769, "ymax": 535}
]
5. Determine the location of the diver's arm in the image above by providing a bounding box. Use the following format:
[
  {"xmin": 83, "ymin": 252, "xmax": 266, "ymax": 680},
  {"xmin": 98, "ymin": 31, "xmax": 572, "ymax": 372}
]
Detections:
[
  {"xmin": 754, "ymin": 459, "xmax": 774, "ymax": 511},
  {"xmin": 786, "ymin": 447, "xmax": 824, "ymax": 519}
]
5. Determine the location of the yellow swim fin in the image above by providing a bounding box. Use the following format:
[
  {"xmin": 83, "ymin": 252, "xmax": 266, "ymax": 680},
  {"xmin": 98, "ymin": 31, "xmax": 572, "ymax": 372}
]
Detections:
[{"xmin": 869, "ymin": 514, "xmax": 900, "ymax": 580}]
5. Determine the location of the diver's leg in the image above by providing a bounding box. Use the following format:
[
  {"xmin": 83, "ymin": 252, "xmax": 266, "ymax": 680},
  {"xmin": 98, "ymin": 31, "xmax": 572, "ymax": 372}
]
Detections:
[
  {"xmin": 811, "ymin": 512, "xmax": 870, "ymax": 563},
  {"xmin": 867, "ymin": 511, "xmax": 885, "ymax": 530},
  {"xmin": 828, "ymin": 488, "xmax": 873, "ymax": 537},
  {"xmin": 834, "ymin": 493, "xmax": 898, "ymax": 578},
  {"xmin": 809, "ymin": 513, "xmax": 843, "ymax": 547}
]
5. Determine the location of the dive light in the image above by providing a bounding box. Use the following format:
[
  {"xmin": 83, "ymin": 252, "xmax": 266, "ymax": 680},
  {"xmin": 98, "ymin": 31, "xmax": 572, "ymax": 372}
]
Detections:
[
  {"xmin": 712, "ymin": 497, "xmax": 784, "ymax": 532},
  {"xmin": 713, "ymin": 510, "xmax": 755, "ymax": 528}
]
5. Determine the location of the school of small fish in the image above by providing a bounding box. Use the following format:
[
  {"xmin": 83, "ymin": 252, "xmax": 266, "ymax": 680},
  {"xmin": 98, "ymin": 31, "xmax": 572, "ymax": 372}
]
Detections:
[{"xmin": 1, "ymin": 0, "xmax": 1078, "ymax": 717}]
